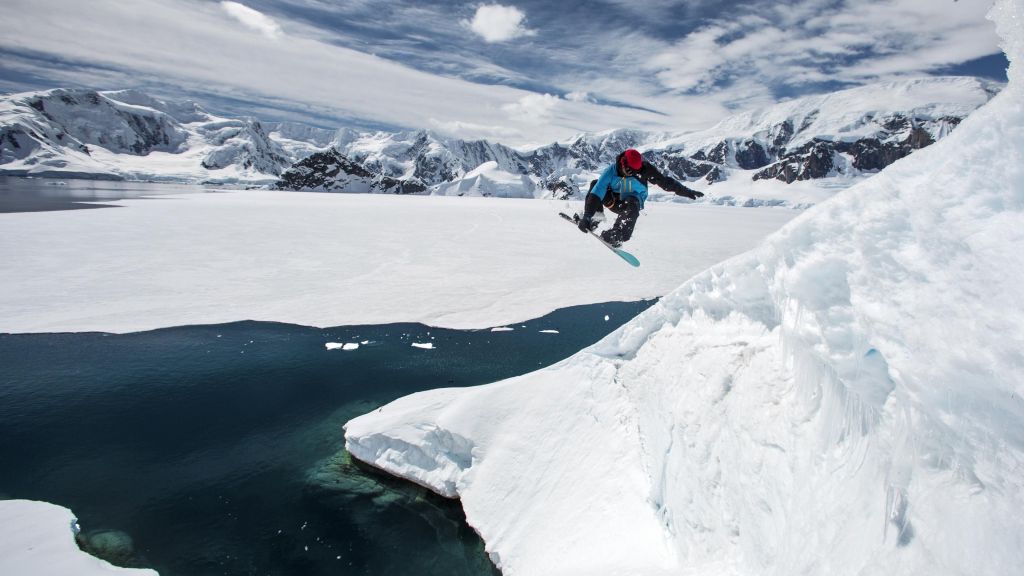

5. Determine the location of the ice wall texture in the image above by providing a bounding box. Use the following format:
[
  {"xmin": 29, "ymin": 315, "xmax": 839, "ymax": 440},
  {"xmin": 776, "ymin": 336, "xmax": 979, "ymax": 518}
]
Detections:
[{"xmin": 346, "ymin": 1, "xmax": 1024, "ymax": 574}]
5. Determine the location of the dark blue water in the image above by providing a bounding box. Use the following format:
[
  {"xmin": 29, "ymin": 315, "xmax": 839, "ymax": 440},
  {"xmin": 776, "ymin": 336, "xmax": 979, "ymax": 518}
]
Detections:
[{"xmin": 0, "ymin": 300, "xmax": 655, "ymax": 575}]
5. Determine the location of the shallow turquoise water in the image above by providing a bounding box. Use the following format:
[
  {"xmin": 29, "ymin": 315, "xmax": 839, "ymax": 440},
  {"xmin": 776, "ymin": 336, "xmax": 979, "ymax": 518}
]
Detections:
[{"xmin": 0, "ymin": 301, "xmax": 654, "ymax": 575}]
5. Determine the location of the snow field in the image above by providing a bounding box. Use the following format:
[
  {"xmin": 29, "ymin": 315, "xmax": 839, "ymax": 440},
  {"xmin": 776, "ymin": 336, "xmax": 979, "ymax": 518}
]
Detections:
[
  {"xmin": 345, "ymin": 1, "xmax": 1024, "ymax": 574},
  {"xmin": 0, "ymin": 193, "xmax": 794, "ymax": 334}
]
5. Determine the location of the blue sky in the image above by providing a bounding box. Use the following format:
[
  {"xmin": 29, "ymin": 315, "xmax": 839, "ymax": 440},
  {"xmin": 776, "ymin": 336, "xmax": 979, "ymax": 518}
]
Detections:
[{"xmin": 0, "ymin": 0, "xmax": 1006, "ymax": 146}]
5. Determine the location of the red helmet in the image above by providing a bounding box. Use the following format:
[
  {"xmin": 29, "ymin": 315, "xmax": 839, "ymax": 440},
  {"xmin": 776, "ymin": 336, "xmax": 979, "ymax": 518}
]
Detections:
[{"xmin": 623, "ymin": 149, "xmax": 643, "ymax": 171}]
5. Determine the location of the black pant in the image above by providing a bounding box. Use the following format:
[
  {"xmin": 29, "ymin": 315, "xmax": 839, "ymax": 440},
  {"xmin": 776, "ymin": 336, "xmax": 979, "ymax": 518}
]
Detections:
[{"xmin": 583, "ymin": 188, "xmax": 640, "ymax": 244}]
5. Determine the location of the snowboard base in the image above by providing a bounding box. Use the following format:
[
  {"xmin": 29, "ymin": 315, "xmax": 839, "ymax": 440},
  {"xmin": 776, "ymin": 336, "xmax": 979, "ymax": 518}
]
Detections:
[{"xmin": 559, "ymin": 212, "xmax": 640, "ymax": 267}]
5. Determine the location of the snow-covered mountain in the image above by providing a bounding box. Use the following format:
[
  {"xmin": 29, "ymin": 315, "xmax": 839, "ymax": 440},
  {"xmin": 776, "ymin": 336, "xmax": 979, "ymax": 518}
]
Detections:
[
  {"xmin": 658, "ymin": 76, "xmax": 999, "ymax": 184},
  {"xmin": 0, "ymin": 77, "xmax": 999, "ymax": 196},
  {"xmin": 272, "ymin": 127, "xmax": 646, "ymax": 197},
  {"xmin": 274, "ymin": 77, "xmax": 998, "ymax": 201},
  {"xmin": 344, "ymin": 1, "xmax": 1023, "ymax": 574},
  {"xmin": 0, "ymin": 88, "xmax": 291, "ymax": 182}
]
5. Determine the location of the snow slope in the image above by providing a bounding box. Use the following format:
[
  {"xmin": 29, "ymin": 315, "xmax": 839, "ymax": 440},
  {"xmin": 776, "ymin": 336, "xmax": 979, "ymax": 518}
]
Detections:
[
  {"xmin": 345, "ymin": 1, "xmax": 1024, "ymax": 575},
  {"xmin": 0, "ymin": 500, "xmax": 157, "ymax": 575}
]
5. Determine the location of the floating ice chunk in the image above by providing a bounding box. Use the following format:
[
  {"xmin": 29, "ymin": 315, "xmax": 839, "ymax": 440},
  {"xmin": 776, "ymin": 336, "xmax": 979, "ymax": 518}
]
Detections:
[
  {"xmin": 539, "ymin": 329, "xmax": 559, "ymax": 334},
  {"xmin": 491, "ymin": 326, "xmax": 514, "ymax": 332},
  {"xmin": 0, "ymin": 499, "xmax": 156, "ymax": 575},
  {"xmin": 411, "ymin": 342, "xmax": 435, "ymax": 350},
  {"xmin": 325, "ymin": 342, "xmax": 360, "ymax": 351}
]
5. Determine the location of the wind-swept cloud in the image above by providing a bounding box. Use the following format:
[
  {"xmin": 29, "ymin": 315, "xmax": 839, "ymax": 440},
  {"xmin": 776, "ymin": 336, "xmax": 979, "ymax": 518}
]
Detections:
[
  {"xmin": 639, "ymin": 0, "xmax": 1001, "ymax": 101},
  {"xmin": 221, "ymin": 1, "xmax": 283, "ymax": 39},
  {"xmin": 462, "ymin": 4, "xmax": 536, "ymax": 43}
]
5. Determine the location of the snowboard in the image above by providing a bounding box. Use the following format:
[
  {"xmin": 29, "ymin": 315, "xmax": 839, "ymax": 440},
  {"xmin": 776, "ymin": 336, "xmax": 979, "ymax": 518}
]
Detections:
[{"xmin": 559, "ymin": 212, "xmax": 640, "ymax": 267}]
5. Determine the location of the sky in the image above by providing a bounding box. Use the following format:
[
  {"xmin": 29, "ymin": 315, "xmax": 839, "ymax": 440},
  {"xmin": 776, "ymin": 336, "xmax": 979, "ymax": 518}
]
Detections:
[{"xmin": 0, "ymin": 0, "xmax": 1007, "ymax": 147}]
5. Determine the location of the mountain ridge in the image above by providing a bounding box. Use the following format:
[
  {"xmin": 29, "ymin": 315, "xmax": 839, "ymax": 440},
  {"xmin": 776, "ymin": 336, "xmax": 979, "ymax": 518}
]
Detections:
[{"xmin": 0, "ymin": 77, "xmax": 1002, "ymax": 200}]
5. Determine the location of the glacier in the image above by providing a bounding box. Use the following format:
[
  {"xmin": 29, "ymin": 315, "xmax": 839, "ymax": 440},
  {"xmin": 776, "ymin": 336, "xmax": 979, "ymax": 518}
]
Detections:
[{"xmin": 344, "ymin": 1, "xmax": 1024, "ymax": 575}]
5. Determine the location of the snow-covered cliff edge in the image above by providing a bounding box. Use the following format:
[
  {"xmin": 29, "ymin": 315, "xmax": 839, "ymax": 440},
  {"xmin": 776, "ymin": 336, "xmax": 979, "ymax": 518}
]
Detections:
[{"xmin": 344, "ymin": 1, "xmax": 1024, "ymax": 574}]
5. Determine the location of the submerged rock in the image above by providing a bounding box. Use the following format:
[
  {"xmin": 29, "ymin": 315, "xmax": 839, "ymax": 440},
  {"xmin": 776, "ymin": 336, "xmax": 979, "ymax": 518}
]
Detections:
[{"xmin": 76, "ymin": 528, "xmax": 137, "ymax": 566}]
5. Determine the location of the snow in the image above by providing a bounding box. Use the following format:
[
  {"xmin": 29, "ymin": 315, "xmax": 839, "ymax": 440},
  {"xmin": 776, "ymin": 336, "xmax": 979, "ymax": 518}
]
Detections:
[
  {"xmin": 0, "ymin": 194, "xmax": 794, "ymax": 334},
  {"xmin": 0, "ymin": 500, "xmax": 157, "ymax": 576},
  {"xmin": 344, "ymin": 1, "xmax": 1024, "ymax": 575}
]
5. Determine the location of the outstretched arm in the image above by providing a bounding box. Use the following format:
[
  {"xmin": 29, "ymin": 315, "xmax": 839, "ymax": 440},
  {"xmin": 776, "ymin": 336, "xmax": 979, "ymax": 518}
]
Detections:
[{"xmin": 641, "ymin": 163, "xmax": 704, "ymax": 199}]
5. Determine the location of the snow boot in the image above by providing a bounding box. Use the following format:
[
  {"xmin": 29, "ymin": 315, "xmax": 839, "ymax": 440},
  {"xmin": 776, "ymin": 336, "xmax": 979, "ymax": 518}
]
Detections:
[
  {"xmin": 573, "ymin": 213, "xmax": 600, "ymax": 233},
  {"xmin": 600, "ymin": 229, "xmax": 623, "ymax": 247}
]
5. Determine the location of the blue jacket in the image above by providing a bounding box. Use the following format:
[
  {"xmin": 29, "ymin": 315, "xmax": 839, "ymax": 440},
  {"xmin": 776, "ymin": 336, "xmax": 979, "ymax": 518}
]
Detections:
[
  {"xmin": 590, "ymin": 164, "xmax": 649, "ymax": 208},
  {"xmin": 589, "ymin": 154, "xmax": 696, "ymax": 209}
]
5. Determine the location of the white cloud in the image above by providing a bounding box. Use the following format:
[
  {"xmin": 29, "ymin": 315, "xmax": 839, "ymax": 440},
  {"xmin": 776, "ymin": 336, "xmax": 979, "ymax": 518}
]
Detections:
[
  {"xmin": 461, "ymin": 4, "xmax": 536, "ymax": 43},
  {"xmin": 221, "ymin": 1, "xmax": 283, "ymax": 39},
  {"xmin": 564, "ymin": 91, "xmax": 595, "ymax": 103},
  {"xmin": 502, "ymin": 93, "xmax": 559, "ymax": 123}
]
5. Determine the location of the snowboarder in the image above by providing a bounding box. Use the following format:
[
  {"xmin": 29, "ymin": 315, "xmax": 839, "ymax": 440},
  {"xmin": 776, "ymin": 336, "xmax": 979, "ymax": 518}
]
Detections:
[{"xmin": 576, "ymin": 148, "xmax": 703, "ymax": 246}]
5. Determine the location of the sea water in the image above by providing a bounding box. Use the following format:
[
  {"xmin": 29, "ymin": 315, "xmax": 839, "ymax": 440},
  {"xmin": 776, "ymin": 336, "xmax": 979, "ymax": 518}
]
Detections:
[
  {"xmin": 0, "ymin": 302, "xmax": 655, "ymax": 575},
  {"xmin": 0, "ymin": 175, "xmax": 222, "ymax": 212}
]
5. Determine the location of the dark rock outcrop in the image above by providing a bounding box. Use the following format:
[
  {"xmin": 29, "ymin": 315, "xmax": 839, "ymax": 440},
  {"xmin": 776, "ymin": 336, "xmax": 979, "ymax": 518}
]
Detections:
[{"xmin": 275, "ymin": 149, "xmax": 425, "ymax": 193}]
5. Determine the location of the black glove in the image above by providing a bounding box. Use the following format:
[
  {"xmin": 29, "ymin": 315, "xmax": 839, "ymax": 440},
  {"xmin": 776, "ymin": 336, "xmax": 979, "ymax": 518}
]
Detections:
[
  {"xmin": 676, "ymin": 187, "xmax": 704, "ymax": 199},
  {"xmin": 577, "ymin": 216, "xmax": 594, "ymax": 233}
]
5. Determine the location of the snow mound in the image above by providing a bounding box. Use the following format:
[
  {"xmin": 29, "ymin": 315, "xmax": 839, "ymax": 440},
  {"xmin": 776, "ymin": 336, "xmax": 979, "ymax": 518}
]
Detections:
[
  {"xmin": 345, "ymin": 1, "xmax": 1024, "ymax": 574},
  {"xmin": 431, "ymin": 161, "xmax": 537, "ymax": 197}
]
